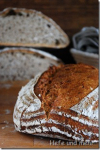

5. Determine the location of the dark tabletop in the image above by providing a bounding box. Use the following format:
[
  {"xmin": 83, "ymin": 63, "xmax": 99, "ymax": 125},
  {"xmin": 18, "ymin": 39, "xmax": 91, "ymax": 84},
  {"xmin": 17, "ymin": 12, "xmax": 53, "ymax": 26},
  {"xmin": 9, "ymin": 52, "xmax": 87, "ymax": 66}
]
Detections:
[{"xmin": 0, "ymin": 0, "xmax": 98, "ymax": 64}]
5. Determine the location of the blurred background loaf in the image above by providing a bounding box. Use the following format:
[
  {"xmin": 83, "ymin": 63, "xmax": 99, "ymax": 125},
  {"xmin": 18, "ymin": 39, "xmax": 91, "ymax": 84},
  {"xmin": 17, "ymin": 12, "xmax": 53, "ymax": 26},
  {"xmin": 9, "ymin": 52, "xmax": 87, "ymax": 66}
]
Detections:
[
  {"xmin": 0, "ymin": 47, "xmax": 63, "ymax": 81},
  {"xmin": 0, "ymin": 8, "xmax": 69, "ymax": 48},
  {"xmin": 0, "ymin": 0, "xmax": 98, "ymax": 64}
]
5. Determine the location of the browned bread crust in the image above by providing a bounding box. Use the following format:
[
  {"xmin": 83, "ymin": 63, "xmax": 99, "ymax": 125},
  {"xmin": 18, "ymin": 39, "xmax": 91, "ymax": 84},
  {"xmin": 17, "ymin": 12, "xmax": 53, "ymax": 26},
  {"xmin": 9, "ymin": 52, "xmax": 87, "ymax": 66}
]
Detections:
[
  {"xmin": 13, "ymin": 63, "xmax": 99, "ymax": 142},
  {"xmin": 34, "ymin": 63, "xmax": 98, "ymax": 117}
]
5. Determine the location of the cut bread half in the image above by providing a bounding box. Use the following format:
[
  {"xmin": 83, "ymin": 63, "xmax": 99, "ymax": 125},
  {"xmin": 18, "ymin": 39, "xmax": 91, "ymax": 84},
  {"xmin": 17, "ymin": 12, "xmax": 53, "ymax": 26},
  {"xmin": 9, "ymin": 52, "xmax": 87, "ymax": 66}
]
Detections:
[
  {"xmin": 0, "ymin": 47, "xmax": 63, "ymax": 81},
  {"xmin": 0, "ymin": 8, "xmax": 70, "ymax": 48}
]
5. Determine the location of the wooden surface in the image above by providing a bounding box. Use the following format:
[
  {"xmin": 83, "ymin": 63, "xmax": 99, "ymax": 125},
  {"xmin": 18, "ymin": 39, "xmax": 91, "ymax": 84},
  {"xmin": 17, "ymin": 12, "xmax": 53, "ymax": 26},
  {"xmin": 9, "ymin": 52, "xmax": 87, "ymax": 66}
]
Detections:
[
  {"xmin": 0, "ymin": 81, "xmax": 99, "ymax": 148},
  {"xmin": 0, "ymin": 0, "xmax": 99, "ymax": 148},
  {"xmin": 0, "ymin": 0, "xmax": 98, "ymax": 64}
]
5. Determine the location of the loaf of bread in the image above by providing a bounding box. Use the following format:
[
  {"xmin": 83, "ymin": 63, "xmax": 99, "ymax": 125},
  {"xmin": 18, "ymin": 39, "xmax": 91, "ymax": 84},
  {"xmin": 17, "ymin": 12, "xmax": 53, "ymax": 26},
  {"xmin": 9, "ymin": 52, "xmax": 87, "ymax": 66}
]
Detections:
[
  {"xmin": 13, "ymin": 63, "xmax": 99, "ymax": 143},
  {"xmin": 0, "ymin": 47, "xmax": 62, "ymax": 81},
  {"xmin": 0, "ymin": 8, "xmax": 69, "ymax": 48}
]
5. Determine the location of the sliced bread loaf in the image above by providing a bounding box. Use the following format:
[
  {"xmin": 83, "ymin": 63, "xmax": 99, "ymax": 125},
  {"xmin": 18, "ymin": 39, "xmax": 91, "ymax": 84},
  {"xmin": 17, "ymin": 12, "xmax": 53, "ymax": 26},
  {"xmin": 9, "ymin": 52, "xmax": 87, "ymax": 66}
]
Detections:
[
  {"xmin": 0, "ymin": 47, "xmax": 63, "ymax": 81},
  {"xmin": 0, "ymin": 8, "xmax": 69, "ymax": 48}
]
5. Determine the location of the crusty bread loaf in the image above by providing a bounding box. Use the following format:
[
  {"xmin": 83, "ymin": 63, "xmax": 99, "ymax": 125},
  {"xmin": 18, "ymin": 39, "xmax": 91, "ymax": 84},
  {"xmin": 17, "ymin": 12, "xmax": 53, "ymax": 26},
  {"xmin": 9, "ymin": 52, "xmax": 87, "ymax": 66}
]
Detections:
[
  {"xmin": 13, "ymin": 64, "xmax": 99, "ymax": 143},
  {"xmin": 0, "ymin": 47, "xmax": 62, "ymax": 81},
  {"xmin": 0, "ymin": 8, "xmax": 69, "ymax": 48}
]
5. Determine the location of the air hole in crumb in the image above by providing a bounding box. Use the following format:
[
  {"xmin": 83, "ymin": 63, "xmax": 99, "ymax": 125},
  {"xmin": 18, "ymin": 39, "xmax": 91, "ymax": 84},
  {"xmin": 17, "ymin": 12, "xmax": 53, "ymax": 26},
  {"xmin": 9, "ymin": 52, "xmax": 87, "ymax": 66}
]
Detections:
[
  {"xmin": 24, "ymin": 62, "xmax": 26, "ymax": 65},
  {"xmin": 20, "ymin": 38, "xmax": 23, "ymax": 41},
  {"xmin": 18, "ymin": 12, "xmax": 23, "ymax": 16},
  {"xmin": 38, "ymin": 63, "xmax": 41, "ymax": 66},
  {"xmin": 47, "ymin": 24, "xmax": 51, "ymax": 28},
  {"xmin": 40, "ymin": 55, "xmax": 45, "ymax": 59},
  {"xmin": 12, "ymin": 76, "xmax": 16, "ymax": 80},
  {"xmin": 34, "ymin": 53, "xmax": 39, "ymax": 57},
  {"xmin": 4, "ymin": 9, "xmax": 16, "ymax": 17},
  {"xmin": 8, "ymin": 27, "xmax": 11, "ymax": 30},
  {"xmin": 1, "ymin": 66, "xmax": 4, "ymax": 69},
  {"xmin": 55, "ymin": 39, "xmax": 60, "ymax": 45},
  {"xmin": 9, "ymin": 60, "xmax": 12, "ymax": 62},
  {"xmin": 27, "ymin": 13, "xmax": 29, "ymax": 17}
]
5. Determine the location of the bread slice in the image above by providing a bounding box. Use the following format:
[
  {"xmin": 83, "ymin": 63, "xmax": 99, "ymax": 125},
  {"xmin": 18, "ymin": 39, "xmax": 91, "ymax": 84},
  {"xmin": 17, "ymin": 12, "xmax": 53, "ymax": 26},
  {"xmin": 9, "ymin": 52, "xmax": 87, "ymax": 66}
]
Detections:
[
  {"xmin": 0, "ymin": 8, "xmax": 69, "ymax": 48},
  {"xmin": 13, "ymin": 63, "xmax": 99, "ymax": 143},
  {"xmin": 0, "ymin": 47, "xmax": 63, "ymax": 81}
]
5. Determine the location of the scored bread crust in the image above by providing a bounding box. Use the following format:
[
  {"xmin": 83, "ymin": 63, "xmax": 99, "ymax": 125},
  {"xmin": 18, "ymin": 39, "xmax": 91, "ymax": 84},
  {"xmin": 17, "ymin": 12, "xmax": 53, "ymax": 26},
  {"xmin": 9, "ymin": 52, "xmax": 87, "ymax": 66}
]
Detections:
[
  {"xmin": 0, "ymin": 7, "xmax": 70, "ymax": 48},
  {"xmin": 13, "ymin": 64, "xmax": 99, "ymax": 143}
]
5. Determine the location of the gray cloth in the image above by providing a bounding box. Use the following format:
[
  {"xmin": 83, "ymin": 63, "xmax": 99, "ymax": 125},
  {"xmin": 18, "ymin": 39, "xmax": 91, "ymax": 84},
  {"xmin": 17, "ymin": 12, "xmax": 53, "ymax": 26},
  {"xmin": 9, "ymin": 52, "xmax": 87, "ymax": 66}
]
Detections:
[{"xmin": 72, "ymin": 27, "xmax": 99, "ymax": 54}]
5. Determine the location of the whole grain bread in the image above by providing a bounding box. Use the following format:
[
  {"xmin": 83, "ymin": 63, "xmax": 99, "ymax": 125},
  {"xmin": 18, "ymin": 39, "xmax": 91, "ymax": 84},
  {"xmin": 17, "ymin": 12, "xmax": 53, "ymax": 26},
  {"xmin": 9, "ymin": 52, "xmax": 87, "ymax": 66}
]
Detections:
[
  {"xmin": 13, "ymin": 63, "xmax": 99, "ymax": 143},
  {"xmin": 0, "ymin": 47, "xmax": 62, "ymax": 81},
  {"xmin": 0, "ymin": 8, "xmax": 69, "ymax": 48}
]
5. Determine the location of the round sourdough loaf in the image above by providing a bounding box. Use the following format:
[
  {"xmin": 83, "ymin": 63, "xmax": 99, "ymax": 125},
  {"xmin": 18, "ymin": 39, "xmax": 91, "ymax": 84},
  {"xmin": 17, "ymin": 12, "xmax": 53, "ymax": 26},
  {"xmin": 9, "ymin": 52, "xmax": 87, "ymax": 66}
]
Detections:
[
  {"xmin": 0, "ymin": 47, "xmax": 62, "ymax": 81},
  {"xmin": 13, "ymin": 63, "xmax": 99, "ymax": 143}
]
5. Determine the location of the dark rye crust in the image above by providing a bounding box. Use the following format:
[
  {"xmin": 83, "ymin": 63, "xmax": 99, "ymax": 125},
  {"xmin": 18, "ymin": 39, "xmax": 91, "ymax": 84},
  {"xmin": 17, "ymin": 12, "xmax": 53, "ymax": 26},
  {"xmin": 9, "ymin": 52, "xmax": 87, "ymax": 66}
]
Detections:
[{"xmin": 34, "ymin": 63, "xmax": 98, "ymax": 117}]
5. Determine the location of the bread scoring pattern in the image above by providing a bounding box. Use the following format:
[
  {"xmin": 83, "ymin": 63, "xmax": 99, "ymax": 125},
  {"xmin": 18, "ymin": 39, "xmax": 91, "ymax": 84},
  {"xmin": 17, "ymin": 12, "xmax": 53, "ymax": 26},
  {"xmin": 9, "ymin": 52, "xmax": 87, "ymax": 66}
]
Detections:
[{"xmin": 13, "ymin": 64, "xmax": 99, "ymax": 142}]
